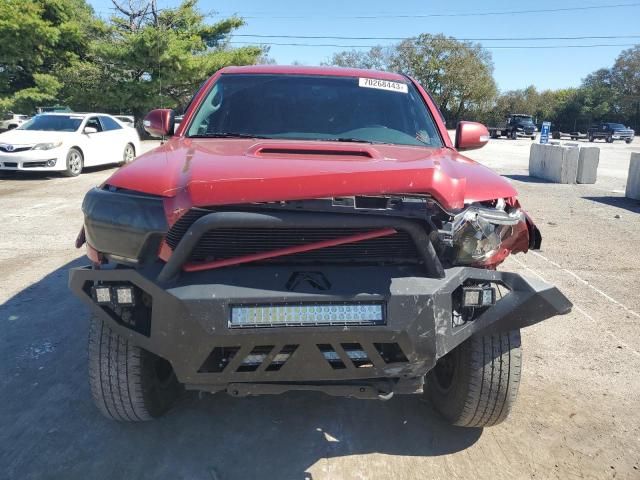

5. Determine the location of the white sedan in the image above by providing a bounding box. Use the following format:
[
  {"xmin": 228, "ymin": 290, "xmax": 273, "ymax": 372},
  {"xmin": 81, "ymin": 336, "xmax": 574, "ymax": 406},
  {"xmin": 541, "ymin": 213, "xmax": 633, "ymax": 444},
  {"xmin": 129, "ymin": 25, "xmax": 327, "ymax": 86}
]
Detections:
[{"xmin": 0, "ymin": 113, "xmax": 141, "ymax": 177}]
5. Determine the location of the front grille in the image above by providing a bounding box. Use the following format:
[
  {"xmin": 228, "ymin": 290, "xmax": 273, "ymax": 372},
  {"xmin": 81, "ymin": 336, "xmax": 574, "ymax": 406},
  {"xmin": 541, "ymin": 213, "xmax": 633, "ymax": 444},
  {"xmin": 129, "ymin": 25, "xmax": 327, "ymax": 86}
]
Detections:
[
  {"xmin": 0, "ymin": 146, "xmax": 31, "ymax": 153},
  {"xmin": 166, "ymin": 209, "xmax": 422, "ymax": 266},
  {"xmin": 197, "ymin": 342, "xmax": 407, "ymax": 374}
]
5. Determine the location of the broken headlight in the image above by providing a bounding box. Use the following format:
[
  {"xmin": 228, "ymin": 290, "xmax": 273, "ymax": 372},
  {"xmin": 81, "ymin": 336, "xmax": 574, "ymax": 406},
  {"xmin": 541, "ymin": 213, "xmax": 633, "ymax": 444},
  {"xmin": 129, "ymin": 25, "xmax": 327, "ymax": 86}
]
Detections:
[{"xmin": 439, "ymin": 201, "xmax": 524, "ymax": 265}]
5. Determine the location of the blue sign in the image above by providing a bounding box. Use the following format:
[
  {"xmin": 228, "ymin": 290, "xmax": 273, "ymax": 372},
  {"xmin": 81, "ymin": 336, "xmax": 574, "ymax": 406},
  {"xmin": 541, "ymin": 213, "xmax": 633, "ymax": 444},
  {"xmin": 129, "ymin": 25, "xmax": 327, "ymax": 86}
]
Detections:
[{"xmin": 540, "ymin": 121, "xmax": 551, "ymax": 144}]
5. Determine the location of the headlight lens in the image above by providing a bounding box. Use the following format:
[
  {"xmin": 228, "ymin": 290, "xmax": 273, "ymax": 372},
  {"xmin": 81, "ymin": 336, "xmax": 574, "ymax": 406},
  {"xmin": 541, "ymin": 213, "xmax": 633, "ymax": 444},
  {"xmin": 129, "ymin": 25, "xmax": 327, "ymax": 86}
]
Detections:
[
  {"xmin": 33, "ymin": 141, "xmax": 62, "ymax": 150},
  {"xmin": 441, "ymin": 204, "xmax": 524, "ymax": 265}
]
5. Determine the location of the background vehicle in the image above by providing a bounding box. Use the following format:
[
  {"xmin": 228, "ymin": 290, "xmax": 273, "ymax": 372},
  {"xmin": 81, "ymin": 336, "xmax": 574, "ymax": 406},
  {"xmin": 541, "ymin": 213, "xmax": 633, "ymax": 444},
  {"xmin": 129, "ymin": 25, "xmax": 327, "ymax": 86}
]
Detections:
[
  {"xmin": 587, "ymin": 122, "xmax": 635, "ymax": 143},
  {"xmin": 0, "ymin": 113, "xmax": 30, "ymax": 131},
  {"xmin": 36, "ymin": 105, "xmax": 72, "ymax": 114},
  {"xmin": 488, "ymin": 114, "xmax": 537, "ymax": 140},
  {"xmin": 70, "ymin": 66, "xmax": 571, "ymax": 426},
  {"xmin": 0, "ymin": 113, "xmax": 140, "ymax": 176},
  {"xmin": 115, "ymin": 115, "xmax": 135, "ymax": 127}
]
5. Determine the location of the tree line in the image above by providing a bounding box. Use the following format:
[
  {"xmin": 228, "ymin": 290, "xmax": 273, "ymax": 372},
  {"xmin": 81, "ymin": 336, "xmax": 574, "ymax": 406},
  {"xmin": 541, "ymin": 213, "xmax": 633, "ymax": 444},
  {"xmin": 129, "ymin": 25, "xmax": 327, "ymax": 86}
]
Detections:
[
  {"xmin": 0, "ymin": 0, "xmax": 266, "ymax": 121},
  {"xmin": 1, "ymin": 1, "xmax": 638, "ymax": 133}
]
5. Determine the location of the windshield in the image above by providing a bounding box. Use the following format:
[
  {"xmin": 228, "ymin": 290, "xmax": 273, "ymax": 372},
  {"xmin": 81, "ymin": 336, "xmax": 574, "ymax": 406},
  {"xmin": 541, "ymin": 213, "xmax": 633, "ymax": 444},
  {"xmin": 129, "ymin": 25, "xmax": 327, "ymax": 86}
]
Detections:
[
  {"xmin": 513, "ymin": 116, "xmax": 534, "ymax": 124},
  {"xmin": 19, "ymin": 115, "xmax": 83, "ymax": 132},
  {"xmin": 187, "ymin": 74, "xmax": 443, "ymax": 147},
  {"xmin": 607, "ymin": 123, "xmax": 626, "ymax": 130}
]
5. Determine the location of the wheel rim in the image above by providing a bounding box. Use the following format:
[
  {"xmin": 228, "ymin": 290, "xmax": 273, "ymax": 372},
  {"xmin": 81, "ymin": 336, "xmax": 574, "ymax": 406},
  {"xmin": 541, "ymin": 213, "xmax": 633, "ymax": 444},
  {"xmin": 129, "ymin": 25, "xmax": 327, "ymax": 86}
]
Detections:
[
  {"xmin": 124, "ymin": 145, "xmax": 135, "ymax": 163},
  {"xmin": 69, "ymin": 151, "xmax": 81, "ymax": 174},
  {"xmin": 432, "ymin": 353, "xmax": 457, "ymax": 393}
]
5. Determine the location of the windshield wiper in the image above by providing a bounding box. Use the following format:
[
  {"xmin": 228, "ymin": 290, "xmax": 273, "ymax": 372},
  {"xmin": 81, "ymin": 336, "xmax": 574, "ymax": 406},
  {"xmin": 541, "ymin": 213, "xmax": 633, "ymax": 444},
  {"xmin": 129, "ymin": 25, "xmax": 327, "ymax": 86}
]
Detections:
[
  {"xmin": 189, "ymin": 132, "xmax": 271, "ymax": 139},
  {"xmin": 319, "ymin": 137, "xmax": 384, "ymax": 144}
]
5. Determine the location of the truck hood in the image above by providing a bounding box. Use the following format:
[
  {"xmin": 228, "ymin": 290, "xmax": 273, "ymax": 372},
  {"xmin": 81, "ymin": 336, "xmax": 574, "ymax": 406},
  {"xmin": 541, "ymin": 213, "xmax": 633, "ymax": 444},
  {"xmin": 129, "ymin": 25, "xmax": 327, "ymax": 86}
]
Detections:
[{"xmin": 106, "ymin": 138, "xmax": 518, "ymax": 211}]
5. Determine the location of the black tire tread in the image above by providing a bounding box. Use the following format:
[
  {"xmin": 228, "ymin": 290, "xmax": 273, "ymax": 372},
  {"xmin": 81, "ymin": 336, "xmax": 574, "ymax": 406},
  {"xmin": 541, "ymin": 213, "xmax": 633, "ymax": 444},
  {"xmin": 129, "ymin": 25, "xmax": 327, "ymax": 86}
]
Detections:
[
  {"xmin": 428, "ymin": 330, "xmax": 522, "ymax": 428},
  {"xmin": 88, "ymin": 316, "xmax": 176, "ymax": 421}
]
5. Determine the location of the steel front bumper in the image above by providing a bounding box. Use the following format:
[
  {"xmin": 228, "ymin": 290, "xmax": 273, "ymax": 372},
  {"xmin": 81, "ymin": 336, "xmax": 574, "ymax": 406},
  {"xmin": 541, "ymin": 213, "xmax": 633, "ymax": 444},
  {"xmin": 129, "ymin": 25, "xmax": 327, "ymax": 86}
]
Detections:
[{"xmin": 69, "ymin": 264, "xmax": 572, "ymax": 394}]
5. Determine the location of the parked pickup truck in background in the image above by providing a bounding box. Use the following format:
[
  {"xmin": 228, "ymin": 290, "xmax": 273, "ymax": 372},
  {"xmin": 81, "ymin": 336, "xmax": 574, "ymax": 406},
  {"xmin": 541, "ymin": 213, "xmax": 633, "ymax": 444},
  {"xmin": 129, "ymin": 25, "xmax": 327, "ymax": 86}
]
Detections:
[
  {"xmin": 587, "ymin": 122, "xmax": 635, "ymax": 143},
  {"xmin": 488, "ymin": 114, "xmax": 537, "ymax": 140}
]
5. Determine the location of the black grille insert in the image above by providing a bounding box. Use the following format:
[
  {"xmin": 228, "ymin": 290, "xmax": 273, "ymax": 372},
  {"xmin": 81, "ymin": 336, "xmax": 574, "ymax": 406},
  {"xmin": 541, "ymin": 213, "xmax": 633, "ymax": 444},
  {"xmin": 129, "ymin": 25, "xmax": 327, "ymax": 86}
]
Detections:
[
  {"xmin": 166, "ymin": 210, "xmax": 422, "ymax": 266},
  {"xmin": 198, "ymin": 346, "xmax": 240, "ymax": 373}
]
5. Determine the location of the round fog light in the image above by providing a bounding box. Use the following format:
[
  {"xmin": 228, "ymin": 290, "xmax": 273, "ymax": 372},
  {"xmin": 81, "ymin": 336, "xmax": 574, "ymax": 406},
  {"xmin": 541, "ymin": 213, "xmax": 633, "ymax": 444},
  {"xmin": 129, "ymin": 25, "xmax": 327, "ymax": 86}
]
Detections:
[{"xmin": 46, "ymin": 159, "xmax": 57, "ymax": 167}]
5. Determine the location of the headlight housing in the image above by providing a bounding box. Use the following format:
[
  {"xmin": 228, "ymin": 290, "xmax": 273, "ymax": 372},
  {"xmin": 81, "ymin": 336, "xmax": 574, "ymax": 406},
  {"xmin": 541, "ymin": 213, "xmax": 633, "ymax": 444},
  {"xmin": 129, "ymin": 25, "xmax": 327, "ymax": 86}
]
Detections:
[
  {"xmin": 33, "ymin": 141, "xmax": 63, "ymax": 150},
  {"xmin": 439, "ymin": 201, "xmax": 525, "ymax": 266}
]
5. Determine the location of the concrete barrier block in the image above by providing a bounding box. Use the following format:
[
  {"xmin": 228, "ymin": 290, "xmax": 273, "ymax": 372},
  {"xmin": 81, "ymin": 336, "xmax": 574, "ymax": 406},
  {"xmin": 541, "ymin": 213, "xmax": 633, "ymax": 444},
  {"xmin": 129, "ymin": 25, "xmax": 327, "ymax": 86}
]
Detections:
[
  {"xmin": 576, "ymin": 147, "xmax": 600, "ymax": 184},
  {"xmin": 529, "ymin": 143, "xmax": 578, "ymax": 183},
  {"xmin": 626, "ymin": 153, "xmax": 640, "ymax": 200}
]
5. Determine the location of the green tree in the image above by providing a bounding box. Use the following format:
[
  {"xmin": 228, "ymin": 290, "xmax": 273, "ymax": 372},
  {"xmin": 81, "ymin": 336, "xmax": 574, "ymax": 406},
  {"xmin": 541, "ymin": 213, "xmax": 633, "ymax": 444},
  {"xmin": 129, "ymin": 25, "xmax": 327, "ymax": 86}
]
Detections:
[
  {"xmin": 580, "ymin": 68, "xmax": 619, "ymax": 121},
  {"xmin": 611, "ymin": 46, "xmax": 640, "ymax": 129},
  {"xmin": 59, "ymin": 0, "xmax": 265, "ymax": 120},
  {"xmin": 390, "ymin": 35, "xmax": 496, "ymax": 125},
  {"xmin": 0, "ymin": 0, "xmax": 100, "ymax": 113},
  {"xmin": 326, "ymin": 46, "xmax": 391, "ymax": 71}
]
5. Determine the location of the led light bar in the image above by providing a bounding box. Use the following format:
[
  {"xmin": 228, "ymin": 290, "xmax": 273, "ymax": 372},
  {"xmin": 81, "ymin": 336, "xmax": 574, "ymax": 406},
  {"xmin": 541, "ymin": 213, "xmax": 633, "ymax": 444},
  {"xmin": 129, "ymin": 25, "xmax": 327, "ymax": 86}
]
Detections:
[{"xmin": 230, "ymin": 303, "xmax": 385, "ymax": 328}]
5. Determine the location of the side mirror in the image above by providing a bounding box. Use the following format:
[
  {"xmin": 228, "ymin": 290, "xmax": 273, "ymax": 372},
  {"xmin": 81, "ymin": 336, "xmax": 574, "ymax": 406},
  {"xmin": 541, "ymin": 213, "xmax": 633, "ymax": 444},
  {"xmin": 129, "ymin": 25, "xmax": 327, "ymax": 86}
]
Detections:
[
  {"xmin": 143, "ymin": 109, "xmax": 175, "ymax": 137},
  {"xmin": 84, "ymin": 126, "xmax": 98, "ymax": 134},
  {"xmin": 455, "ymin": 121, "xmax": 490, "ymax": 151}
]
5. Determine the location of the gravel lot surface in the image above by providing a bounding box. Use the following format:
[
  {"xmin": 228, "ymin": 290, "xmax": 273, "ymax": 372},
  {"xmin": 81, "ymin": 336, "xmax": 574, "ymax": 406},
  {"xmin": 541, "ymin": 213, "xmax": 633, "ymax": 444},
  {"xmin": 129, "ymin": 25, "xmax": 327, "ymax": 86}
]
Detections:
[{"xmin": 1, "ymin": 137, "xmax": 639, "ymax": 479}]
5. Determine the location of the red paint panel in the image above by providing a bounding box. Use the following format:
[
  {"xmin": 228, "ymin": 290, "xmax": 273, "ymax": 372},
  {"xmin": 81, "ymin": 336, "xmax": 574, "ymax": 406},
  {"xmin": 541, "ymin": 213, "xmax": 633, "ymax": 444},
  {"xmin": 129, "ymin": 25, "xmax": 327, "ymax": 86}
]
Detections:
[
  {"xmin": 86, "ymin": 243, "xmax": 104, "ymax": 265},
  {"xmin": 108, "ymin": 139, "xmax": 517, "ymax": 212},
  {"xmin": 109, "ymin": 66, "xmax": 518, "ymax": 212},
  {"xmin": 182, "ymin": 228, "xmax": 398, "ymax": 272},
  {"xmin": 143, "ymin": 109, "xmax": 174, "ymax": 137},
  {"xmin": 455, "ymin": 121, "xmax": 490, "ymax": 151}
]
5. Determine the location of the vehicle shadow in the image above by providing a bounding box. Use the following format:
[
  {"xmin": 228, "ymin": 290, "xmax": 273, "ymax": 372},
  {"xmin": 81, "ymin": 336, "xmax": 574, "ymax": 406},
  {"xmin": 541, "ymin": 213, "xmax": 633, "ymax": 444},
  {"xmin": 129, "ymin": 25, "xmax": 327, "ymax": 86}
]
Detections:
[
  {"xmin": 582, "ymin": 195, "xmax": 640, "ymax": 214},
  {"xmin": 503, "ymin": 174, "xmax": 554, "ymax": 184},
  {"xmin": 0, "ymin": 164, "xmax": 118, "ymax": 181},
  {"xmin": 0, "ymin": 258, "xmax": 482, "ymax": 480}
]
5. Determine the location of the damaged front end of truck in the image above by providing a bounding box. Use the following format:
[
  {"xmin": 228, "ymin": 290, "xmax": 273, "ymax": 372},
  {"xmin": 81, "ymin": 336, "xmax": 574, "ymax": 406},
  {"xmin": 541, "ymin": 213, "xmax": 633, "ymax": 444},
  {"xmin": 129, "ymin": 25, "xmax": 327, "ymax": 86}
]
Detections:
[
  {"xmin": 68, "ymin": 66, "xmax": 571, "ymax": 426},
  {"xmin": 70, "ymin": 186, "xmax": 570, "ymax": 423}
]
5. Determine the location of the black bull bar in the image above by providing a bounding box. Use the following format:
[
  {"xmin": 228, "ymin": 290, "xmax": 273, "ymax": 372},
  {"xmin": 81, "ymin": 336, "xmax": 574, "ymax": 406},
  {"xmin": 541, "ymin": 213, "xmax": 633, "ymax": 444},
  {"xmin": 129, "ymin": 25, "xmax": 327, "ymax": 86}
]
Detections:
[{"xmin": 69, "ymin": 264, "xmax": 571, "ymax": 393}]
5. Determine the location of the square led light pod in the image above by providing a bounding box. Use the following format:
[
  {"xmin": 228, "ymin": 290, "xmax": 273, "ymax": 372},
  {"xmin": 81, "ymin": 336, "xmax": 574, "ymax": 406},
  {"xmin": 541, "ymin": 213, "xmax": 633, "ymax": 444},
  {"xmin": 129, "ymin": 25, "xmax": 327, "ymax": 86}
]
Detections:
[
  {"xmin": 93, "ymin": 285, "xmax": 111, "ymax": 305},
  {"xmin": 115, "ymin": 286, "xmax": 135, "ymax": 306}
]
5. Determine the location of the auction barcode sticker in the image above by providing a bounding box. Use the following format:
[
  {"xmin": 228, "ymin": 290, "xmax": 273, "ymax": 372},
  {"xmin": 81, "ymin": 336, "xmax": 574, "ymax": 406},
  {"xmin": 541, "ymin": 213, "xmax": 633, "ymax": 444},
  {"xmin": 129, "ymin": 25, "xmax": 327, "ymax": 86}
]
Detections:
[{"xmin": 358, "ymin": 78, "xmax": 408, "ymax": 93}]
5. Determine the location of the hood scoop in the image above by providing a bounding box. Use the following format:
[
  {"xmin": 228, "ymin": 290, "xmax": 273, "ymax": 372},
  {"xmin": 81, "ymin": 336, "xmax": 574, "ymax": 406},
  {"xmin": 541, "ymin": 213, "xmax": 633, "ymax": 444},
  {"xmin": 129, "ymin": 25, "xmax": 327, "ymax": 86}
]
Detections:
[{"xmin": 249, "ymin": 142, "xmax": 378, "ymax": 159}]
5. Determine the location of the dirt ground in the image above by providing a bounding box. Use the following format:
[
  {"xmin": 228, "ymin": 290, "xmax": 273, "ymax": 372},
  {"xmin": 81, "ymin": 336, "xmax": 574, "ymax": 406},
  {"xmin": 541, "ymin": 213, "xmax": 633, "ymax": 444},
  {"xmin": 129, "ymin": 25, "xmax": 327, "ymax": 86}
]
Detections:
[{"xmin": 1, "ymin": 137, "xmax": 639, "ymax": 480}]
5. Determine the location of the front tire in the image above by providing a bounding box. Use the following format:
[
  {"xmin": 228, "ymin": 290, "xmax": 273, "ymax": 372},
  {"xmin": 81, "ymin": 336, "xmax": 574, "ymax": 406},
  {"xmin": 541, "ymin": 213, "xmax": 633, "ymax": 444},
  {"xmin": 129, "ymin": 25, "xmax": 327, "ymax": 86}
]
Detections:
[
  {"xmin": 626, "ymin": 138, "xmax": 633, "ymax": 144},
  {"xmin": 88, "ymin": 316, "xmax": 182, "ymax": 421},
  {"xmin": 120, "ymin": 143, "xmax": 136, "ymax": 165},
  {"xmin": 62, "ymin": 148, "xmax": 83, "ymax": 177},
  {"xmin": 427, "ymin": 329, "xmax": 522, "ymax": 427},
  {"xmin": 510, "ymin": 130, "xmax": 517, "ymax": 140}
]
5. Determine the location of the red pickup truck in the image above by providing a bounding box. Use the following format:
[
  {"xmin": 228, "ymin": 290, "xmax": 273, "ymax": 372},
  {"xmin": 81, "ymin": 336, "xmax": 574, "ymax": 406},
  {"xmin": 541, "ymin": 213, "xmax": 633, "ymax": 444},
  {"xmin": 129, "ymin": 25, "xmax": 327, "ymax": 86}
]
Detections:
[{"xmin": 70, "ymin": 65, "xmax": 571, "ymax": 426}]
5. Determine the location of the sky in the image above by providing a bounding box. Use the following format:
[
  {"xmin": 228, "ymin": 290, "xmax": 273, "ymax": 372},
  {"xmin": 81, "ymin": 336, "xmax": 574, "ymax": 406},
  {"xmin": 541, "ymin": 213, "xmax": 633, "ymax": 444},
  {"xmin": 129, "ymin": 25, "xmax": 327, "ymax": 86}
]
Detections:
[{"xmin": 88, "ymin": 0, "xmax": 640, "ymax": 92}]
